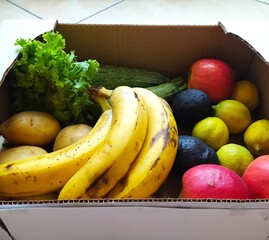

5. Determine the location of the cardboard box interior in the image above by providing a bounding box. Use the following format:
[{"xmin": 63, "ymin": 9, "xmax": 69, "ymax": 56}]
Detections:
[
  {"xmin": 1, "ymin": 20, "xmax": 269, "ymax": 203},
  {"xmin": 0, "ymin": 20, "xmax": 269, "ymax": 240}
]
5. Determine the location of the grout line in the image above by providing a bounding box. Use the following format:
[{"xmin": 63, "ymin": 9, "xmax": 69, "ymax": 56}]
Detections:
[
  {"xmin": 255, "ymin": 0, "xmax": 269, "ymax": 5},
  {"xmin": 76, "ymin": 0, "xmax": 126, "ymax": 23},
  {"xmin": 6, "ymin": 0, "xmax": 43, "ymax": 19}
]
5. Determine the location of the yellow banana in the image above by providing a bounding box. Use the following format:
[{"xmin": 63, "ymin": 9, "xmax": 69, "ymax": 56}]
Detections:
[
  {"xmin": 0, "ymin": 108, "xmax": 113, "ymax": 197},
  {"xmin": 82, "ymin": 90, "xmax": 148, "ymax": 199},
  {"xmin": 108, "ymin": 87, "xmax": 178, "ymax": 198},
  {"xmin": 11, "ymin": 192, "xmax": 58, "ymax": 201},
  {"xmin": 58, "ymin": 86, "xmax": 148, "ymax": 200}
]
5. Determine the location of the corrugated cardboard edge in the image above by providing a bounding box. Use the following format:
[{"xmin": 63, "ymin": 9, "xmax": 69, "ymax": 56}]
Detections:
[
  {"xmin": 0, "ymin": 20, "xmax": 269, "ymax": 208},
  {"xmin": 219, "ymin": 21, "xmax": 269, "ymax": 65},
  {"xmin": 0, "ymin": 19, "xmax": 58, "ymax": 86},
  {"xmin": 1, "ymin": 198, "xmax": 269, "ymax": 210}
]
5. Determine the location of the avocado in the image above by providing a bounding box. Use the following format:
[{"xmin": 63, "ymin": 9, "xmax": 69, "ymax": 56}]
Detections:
[
  {"xmin": 171, "ymin": 89, "xmax": 211, "ymax": 126},
  {"xmin": 173, "ymin": 135, "xmax": 219, "ymax": 174}
]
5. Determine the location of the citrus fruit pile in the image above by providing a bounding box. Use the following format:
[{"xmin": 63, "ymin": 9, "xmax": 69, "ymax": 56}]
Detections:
[{"xmin": 171, "ymin": 58, "xmax": 269, "ymax": 200}]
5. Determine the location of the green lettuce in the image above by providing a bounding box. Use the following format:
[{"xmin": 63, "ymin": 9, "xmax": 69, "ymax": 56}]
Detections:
[{"xmin": 10, "ymin": 31, "xmax": 99, "ymax": 126}]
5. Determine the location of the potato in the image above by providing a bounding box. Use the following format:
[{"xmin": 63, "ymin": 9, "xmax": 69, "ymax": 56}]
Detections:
[
  {"xmin": 53, "ymin": 124, "xmax": 92, "ymax": 151},
  {"xmin": 0, "ymin": 145, "xmax": 48, "ymax": 164},
  {"xmin": 0, "ymin": 111, "xmax": 61, "ymax": 146}
]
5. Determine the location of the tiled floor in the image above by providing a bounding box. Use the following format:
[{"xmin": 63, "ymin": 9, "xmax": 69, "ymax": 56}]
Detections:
[{"xmin": 1, "ymin": 0, "xmax": 269, "ymax": 25}]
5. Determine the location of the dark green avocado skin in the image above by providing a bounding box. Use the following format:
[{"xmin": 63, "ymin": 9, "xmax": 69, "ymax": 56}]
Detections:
[
  {"xmin": 173, "ymin": 135, "xmax": 219, "ymax": 174},
  {"xmin": 171, "ymin": 89, "xmax": 212, "ymax": 126}
]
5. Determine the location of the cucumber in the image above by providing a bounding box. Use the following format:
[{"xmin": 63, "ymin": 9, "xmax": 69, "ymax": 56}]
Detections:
[
  {"xmin": 146, "ymin": 77, "xmax": 187, "ymax": 102},
  {"xmin": 92, "ymin": 65, "xmax": 169, "ymax": 89},
  {"xmin": 88, "ymin": 77, "xmax": 186, "ymax": 124}
]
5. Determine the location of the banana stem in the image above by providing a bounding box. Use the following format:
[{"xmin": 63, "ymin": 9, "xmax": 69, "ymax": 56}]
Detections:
[
  {"xmin": 88, "ymin": 87, "xmax": 113, "ymax": 99},
  {"xmin": 94, "ymin": 96, "xmax": 111, "ymax": 112},
  {"xmin": 88, "ymin": 86, "xmax": 113, "ymax": 111},
  {"xmin": 98, "ymin": 87, "xmax": 113, "ymax": 99}
]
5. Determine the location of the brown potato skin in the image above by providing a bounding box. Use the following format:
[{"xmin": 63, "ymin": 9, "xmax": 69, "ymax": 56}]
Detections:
[
  {"xmin": 53, "ymin": 124, "xmax": 92, "ymax": 151},
  {"xmin": 0, "ymin": 145, "xmax": 48, "ymax": 164},
  {"xmin": 0, "ymin": 111, "xmax": 61, "ymax": 146}
]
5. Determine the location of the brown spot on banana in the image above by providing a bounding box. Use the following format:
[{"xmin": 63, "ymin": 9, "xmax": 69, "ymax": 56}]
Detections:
[
  {"xmin": 150, "ymin": 157, "xmax": 161, "ymax": 170},
  {"xmin": 5, "ymin": 164, "xmax": 14, "ymax": 170}
]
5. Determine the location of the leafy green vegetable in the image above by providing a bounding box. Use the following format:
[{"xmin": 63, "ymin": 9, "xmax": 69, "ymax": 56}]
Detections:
[{"xmin": 10, "ymin": 31, "xmax": 99, "ymax": 126}]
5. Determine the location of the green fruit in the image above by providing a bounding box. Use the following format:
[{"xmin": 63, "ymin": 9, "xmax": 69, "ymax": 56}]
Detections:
[
  {"xmin": 192, "ymin": 117, "xmax": 229, "ymax": 150},
  {"xmin": 171, "ymin": 89, "xmax": 211, "ymax": 126},
  {"xmin": 173, "ymin": 135, "xmax": 219, "ymax": 174}
]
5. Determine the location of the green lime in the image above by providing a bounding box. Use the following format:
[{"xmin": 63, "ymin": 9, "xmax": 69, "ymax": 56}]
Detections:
[
  {"xmin": 192, "ymin": 117, "xmax": 229, "ymax": 150},
  {"xmin": 217, "ymin": 143, "xmax": 254, "ymax": 176},
  {"xmin": 212, "ymin": 99, "xmax": 252, "ymax": 134}
]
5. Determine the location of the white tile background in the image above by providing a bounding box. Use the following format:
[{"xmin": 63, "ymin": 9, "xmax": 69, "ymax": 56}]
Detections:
[{"xmin": 1, "ymin": 0, "xmax": 269, "ymax": 25}]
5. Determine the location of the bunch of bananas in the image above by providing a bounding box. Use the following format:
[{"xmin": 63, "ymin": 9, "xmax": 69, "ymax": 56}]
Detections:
[{"xmin": 0, "ymin": 86, "xmax": 178, "ymax": 200}]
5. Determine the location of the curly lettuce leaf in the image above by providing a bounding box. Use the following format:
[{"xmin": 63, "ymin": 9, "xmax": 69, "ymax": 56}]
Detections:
[{"xmin": 10, "ymin": 31, "xmax": 99, "ymax": 125}]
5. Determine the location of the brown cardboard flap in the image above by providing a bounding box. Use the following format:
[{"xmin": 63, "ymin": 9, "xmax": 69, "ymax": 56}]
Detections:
[
  {"xmin": 219, "ymin": 21, "xmax": 269, "ymax": 64},
  {"xmin": 56, "ymin": 23, "xmax": 255, "ymax": 80}
]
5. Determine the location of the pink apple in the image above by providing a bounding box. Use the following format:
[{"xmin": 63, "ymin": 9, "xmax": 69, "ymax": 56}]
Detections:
[
  {"xmin": 188, "ymin": 59, "xmax": 235, "ymax": 103},
  {"xmin": 180, "ymin": 164, "xmax": 250, "ymax": 199},
  {"xmin": 242, "ymin": 155, "xmax": 269, "ymax": 199}
]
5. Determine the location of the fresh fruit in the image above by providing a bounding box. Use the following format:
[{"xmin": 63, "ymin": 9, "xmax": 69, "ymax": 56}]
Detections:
[
  {"xmin": 217, "ymin": 143, "xmax": 254, "ymax": 176},
  {"xmin": 231, "ymin": 80, "xmax": 259, "ymax": 111},
  {"xmin": 0, "ymin": 146, "xmax": 47, "ymax": 164},
  {"xmin": 242, "ymin": 155, "xmax": 269, "ymax": 198},
  {"xmin": 82, "ymin": 88, "xmax": 170, "ymax": 198},
  {"xmin": 0, "ymin": 111, "xmax": 61, "ymax": 146},
  {"xmin": 107, "ymin": 88, "xmax": 178, "ymax": 199},
  {"xmin": 0, "ymin": 108, "xmax": 113, "ymax": 197},
  {"xmin": 58, "ymin": 86, "xmax": 148, "ymax": 200},
  {"xmin": 244, "ymin": 119, "xmax": 269, "ymax": 156},
  {"xmin": 53, "ymin": 124, "xmax": 93, "ymax": 151},
  {"xmin": 170, "ymin": 89, "xmax": 211, "ymax": 126},
  {"xmin": 212, "ymin": 99, "xmax": 252, "ymax": 134},
  {"xmin": 173, "ymin": 135, "xmax": 219, "ymax": 174},
  {"xmin": 12, "ymin": 192, "xmax": 58, "ymax": 201},
  {"xmin": 192, "ymin": 117, "xmax": 229, "ymax": 150},
  {"xmin": 180, "ymin": 164, "xmax": 250, "ymax": 199},
  {"xmin": 0, "ymin": 85, "xmax": 181, "ymax": 200},
  {"xmin": 187, "ymin": 58, "xmax": 235, "ymax": 103}
]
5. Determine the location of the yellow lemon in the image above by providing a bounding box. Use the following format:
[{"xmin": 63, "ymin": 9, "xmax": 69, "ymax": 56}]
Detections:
[
  {"xmin": 244, "ymin": 119, "xmax": 269, "ymax": 156},
  {"xmin": 217, "ymin": 143, "xmax": 254, "ymax": 176},
  {"xmin": 192, "ymin": 117, "xmax": 229, "ymax": 150},
  {"xmin": 231, "ymin": 80, "xmax": 259, "ymax": 111},
  {"xmin": 212, "ymin": 99, "xmax": 252, "ymax": 134}
]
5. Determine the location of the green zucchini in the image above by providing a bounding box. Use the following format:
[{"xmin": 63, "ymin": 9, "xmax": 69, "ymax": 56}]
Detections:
[
  {"xmin": 147, "ymin": 77, "xmax": 187, "ymax": 102},
  {"xmin": 92, "ymin": 65, "xmax": 169, "ymax": 89},
  {"xmin": 88, "ymin": 77, "xmax": 186, "ymax": 124}
]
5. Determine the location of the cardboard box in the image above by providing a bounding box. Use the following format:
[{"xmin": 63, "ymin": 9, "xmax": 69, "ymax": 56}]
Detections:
[{"xmin": 0, "ymin": 20, "xmax": 269, "ymax": 240}]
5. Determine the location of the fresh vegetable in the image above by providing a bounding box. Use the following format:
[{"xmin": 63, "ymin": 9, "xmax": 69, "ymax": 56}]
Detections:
[
  {"xmin": 53, "ymin": 124, "xmax": 93, "ymax": 151},
  {"xmin": 0, "ymin": 111, "xmax": 61, "ymax": 146},
  {"xmin": 147, "ymin": 77, "xmax": 187, "ymax": 102},
  {"xmin": 88, "ymin": 77, "xmax": 187, "ymax": 122},
  {"xmin": 91, "ymin": 64, "xmax": 169, "ymax": 89},
  {"xmin": 0, "ymin": 146, "xmax": 48, "ymax": 164},
  {"xmin": 10, "ymin": 31, "xmax": 99, "ymax": 125}
]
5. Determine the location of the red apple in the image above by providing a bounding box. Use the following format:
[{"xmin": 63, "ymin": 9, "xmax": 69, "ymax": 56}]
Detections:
[
  {"xmin": 180, "ymin": 164, "xmax": 250, "ymax": 199},
  {"xmin": 242, "ymin": 155, "xmax": 269, "ymax": 199},
  {"xmin": 188, "ymin": 59, "xmax": 235, "ymax": 103}
]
